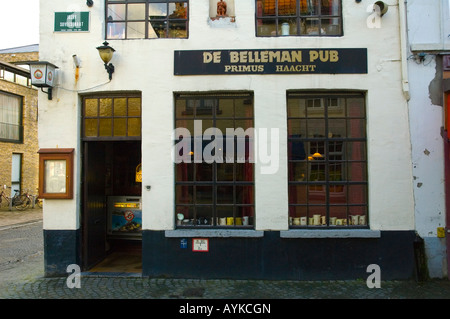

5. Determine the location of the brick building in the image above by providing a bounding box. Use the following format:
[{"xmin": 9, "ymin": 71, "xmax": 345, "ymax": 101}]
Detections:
[{"xmin": 0, "ymin": 45, "xmax": 39, "ymax": 202}]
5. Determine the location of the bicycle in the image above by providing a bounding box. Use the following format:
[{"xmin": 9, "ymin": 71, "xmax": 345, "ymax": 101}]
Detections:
[
  {"xmin": 14, "ymin": 190, "xmax": 33, "ymax": 210},
  {"xmin": 34, "ymin": 188, "xmax": 43, "ymax": 208},
  {"xmin": 0, "ymin": 185, "xmax": 10, "ymax": 208}
]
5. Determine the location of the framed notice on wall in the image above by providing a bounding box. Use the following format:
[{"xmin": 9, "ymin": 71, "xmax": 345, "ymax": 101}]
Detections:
[{"xmin": 38, "ymin": 148, "xmax": 74, "ymax": 199}]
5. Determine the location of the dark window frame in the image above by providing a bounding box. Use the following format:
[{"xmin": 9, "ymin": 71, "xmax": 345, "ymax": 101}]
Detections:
[
  {"xmin": 0, "ymin": 91, "xmax": 24, "ymax": 144},
  {"xmin": 174, "ymin": 92, "xmax": 255, "ymax": 228},
  {"xmin": 287, "ymin": 92, "xmax": 368, "ymax": 228},
  {"xmin": 82, "ymin": 93, "xmax": 142, "ymax": 141},
  {"xmin": 105, "ymin": 0, "xmax": 189, "ymax": 40},
  {"xmin": 255, "ymin": 0, "xmax": 343, "ymax": 37}
]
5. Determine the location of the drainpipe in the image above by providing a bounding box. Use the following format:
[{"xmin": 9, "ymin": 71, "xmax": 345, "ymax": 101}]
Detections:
[{"xmin": 399, "ymin": 0, "xmax": 410, "ymax": 101}]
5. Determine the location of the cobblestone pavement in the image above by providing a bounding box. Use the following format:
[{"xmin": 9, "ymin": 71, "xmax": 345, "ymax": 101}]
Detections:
[
  {"xmin": 1, "ymin": 274, "xmax": 450, "ymax": 299},
  {"xmin": 1, "ymin": 206, "xmax": 450, "ymax": 300}
]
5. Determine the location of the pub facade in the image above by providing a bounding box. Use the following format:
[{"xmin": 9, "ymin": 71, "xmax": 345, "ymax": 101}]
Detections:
[{"xmin": 39, "ymin": 0, "xmax": 418, "ymax": 280}]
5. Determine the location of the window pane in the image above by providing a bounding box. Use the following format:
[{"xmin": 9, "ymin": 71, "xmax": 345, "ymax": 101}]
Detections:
[
  {"xmin": 127, "ymin": 22, "xmax": 146, "ymax": 38},
  {"xmin": 278, "ymin": 0, "xmax": 296, "ymax": 15},
  {"xmin": 114, "ymin": 98, "xmax": 127, "ymax": 116},
  {"xmin": 289, "ymin": 205, "xmax": 307, "ymax": 219},
  {"xmin": 176, "ymin": 205, "xmax": 194, "ymax": 221},
  {"xmin": 329, "ymin": 205, "xmax": 347, "ymax": 221},
  {"xmin": 307, "ymin": 119, "xmax": 325, "ymax": 137},
  {"xmin": 216, "ymin": 206, "xmax": 234, "ymax": 220},
  {"xmin": 347, "ymin": 142, "xmax": 366, "ymax": 161},
  {"xmin": 347, "ymin": 162, "xmax": 367, "ymax": 181},
  {"xmin": 127, "ymin": 3, "xmax": 145, "ymax": 20},
  {"xmin": 347, "ymin": 97, "xmax": 365, "ymax": 117},
  {"xmin": 170, "ymin": 21, "xmax": 187, "ymax": 38},
  {"xmin": 85, "ymin": 119, "xmax": 97, "ymax": 137},
  {"xmin": 217, "ymin": 185, "xmax": 233, "ymax": 204},
  {"xmin": 196, "ymin": 206, "xmax": 213, "ymax": 223},
  {"xmin": 216, "ymin": 119, "xmax": 234, "ymax": 133},
  {"xmin": 176, "ymin": 185, "xmax": 193, "ymax": 204},
  {"xmin": 150, "ymin": 21, "xmax": 167, "ymax": 38},
  {"xmin": 302, "ymin": 18, "xmax": 320, "ymax": 35},
  {"xmin": 288, "ymin": 140, "xmax": 307, "ymax": 161},
  {"xmin": 196, "ymin": 185, "xmax": 213, "ymax": 204},
  {"xmin": 99, "ymin": 119, "xmax": 112, "ymax": 136},
  {"xmin": 196, "ymin": 163, "xmax": 213, "ymax": 181},
  {"xmin": 176, "ymin": 163, "xmax": 194, "ymax": 181},
  {"xmin": 128, "ymin": 98, "xmax": 141, "ymax": 116},
  {"xmin": 279, "ymin": 19, "xmax": 296, "ymax": 35},
  {"xmin": 236, "ymin": 163, "xmax": 253, "ymax": 181},
  {"xmin": 288, "ymin": 162, "xmax": 307, "ymax": 181},
  {"xmin": 323, "ymin": 0, "xmax": 340, "ymax": 15},
  {"xmin": 322, "ymin": 18, "xmax": 340, "ymax": 35},
  {"xmin": 217, "ymin": 163, "xmax": 234, "ymax": 181},
  {"xmin": 107, "ymin": 4, "xmax": 126, "ymax": 21},
  {"xmin": 169, "ymin": 2, "xmax": 188, "ymax": 19},
  {"xmin": 235, "ymin": 98, "xmax": 253, "ymax": 117},
  {"xmin": 85, "ymin": 99, "xmax": 98, "ymax": 117},
  {"xmin": 149, "ymin": 3, "xmax": 167, "ymax": 17},
  {"xmin": 127, "ymin": 118, "xmax": 141, "ymax": 136},
  {"xmin": 217, "ymin": 99, "xmax": 234, "ymax": 118},
  {"xmin": 236, "ymin": 185, "xmax": 253, "ymax": 204},
  {"xmin": 328, "ymin": 119, "xmax": 346, "ymax": 137},
  {"xmin": 259, "ymin": 0, "xmax": 276, "ymax": 16},
  {"xmin": 348, "ymin": 185, "xmax": 367, "ymax": 205},
  {"xmin": 288, "ymin": 119, "xmax": 306, "ymax": 137},
  {"xmin": 107, "ymin": 22, "xmax": 126, "ymax": 39},
  {"xmin": 348, "ymin": 119, "xmax": 366, "ymax": 138},
  {"xmin": 113, "ymin": 118, "xmax": 127, "ymax": 136},
  {"xmin": 257, "ymin": 19, "xmax": 277, "ymax": 36},
  {"xmin": 99, "ymin": 98, "xmax": 112, "ymax": 117}
]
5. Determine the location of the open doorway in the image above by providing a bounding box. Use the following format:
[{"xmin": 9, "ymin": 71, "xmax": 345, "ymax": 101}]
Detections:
[{"xmin": 82, "ymin": 140, "xmax": 142, "ymax": 273}]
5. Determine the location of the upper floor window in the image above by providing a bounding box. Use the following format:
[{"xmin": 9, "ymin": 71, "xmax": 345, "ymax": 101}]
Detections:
[
  {"xmin": 0, "ymin": 92, "xmax": 23, "ymax": 143},
  {"xmin": 256, "ymin": 0, "xmax": 342, "ymax": 37},
  {"xmin": 106, "ymin": 0, "xmax": 188, "ymax": 39}
]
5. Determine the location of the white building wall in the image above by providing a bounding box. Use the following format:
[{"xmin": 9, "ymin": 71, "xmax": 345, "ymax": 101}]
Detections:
[
  {"xmin": 407, "ymin": 0, "xmax": 448, "ymax": 278},
  {"xmin": 39, "ymin": 1, "xmax": 415, "ymax": 233}
]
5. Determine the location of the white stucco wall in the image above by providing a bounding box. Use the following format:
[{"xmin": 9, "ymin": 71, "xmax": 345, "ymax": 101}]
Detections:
[
  {"xmin": 407, "ymin": 0, "xmax": 447, "ymax": 278},
  {"xmin": 39, "ymin": 0, "xmax": 415, "ymax": 232}
]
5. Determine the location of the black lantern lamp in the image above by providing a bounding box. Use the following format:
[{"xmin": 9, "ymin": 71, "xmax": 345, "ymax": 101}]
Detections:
[{"xmin": 96, "ymin": 41, "xmax": 115, "ymax": 80}]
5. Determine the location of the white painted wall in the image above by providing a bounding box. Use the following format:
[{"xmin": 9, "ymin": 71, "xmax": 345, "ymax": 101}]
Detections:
[
  {"xmin": 407, "ymin": 0, "xmax": 447, "ymax": 278},
  {"xmin": 39, "ymin": 0, "xmax": 415, "ymax": 232}
]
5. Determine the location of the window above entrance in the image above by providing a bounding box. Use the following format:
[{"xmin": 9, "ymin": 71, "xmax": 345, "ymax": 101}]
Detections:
[
  {"xmin": 106, "ymin": 0, "xmax": 189, "ymax": 39},
  {"xmin": 82, "ymin": 94, "xmax": 141, "ymax": 140},
  {"xmin": 256, "ymin": 0, "xmax": 342, "ymax": 37}
]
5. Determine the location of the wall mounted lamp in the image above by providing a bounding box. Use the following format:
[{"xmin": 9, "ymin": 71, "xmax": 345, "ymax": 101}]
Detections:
[
  {"xmin": 96, "ymin": 41, "xmax": 115, "ymax": 80},
  {"xmin": 27, "ymin": 61, "xmax": 58, "ymax": 100}
]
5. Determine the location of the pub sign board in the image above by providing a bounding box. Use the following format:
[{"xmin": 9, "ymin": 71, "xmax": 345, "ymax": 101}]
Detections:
[{"xmin": 174, "ymin": 48, "xmax": 367, "ymax": 75}]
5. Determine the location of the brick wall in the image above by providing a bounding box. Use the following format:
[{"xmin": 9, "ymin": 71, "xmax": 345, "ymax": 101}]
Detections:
[{"xmin": 0, "ymin": 51, "xmax": 39, "ymax": 199}]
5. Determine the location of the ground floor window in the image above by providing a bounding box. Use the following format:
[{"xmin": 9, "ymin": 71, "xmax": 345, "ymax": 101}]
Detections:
[
  {"xmin": 287, "ymin": 92, "xmax": 368, "ymax": 227},
  {"xmin": 174, "ymin": 92, "xmax": 254, "ymax": 227}
]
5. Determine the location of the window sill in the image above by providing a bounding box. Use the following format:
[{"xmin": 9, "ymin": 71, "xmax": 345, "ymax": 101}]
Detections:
[
  {"xmin": 165, "ymin": 229, "xmax": 264, "ymax": 238},
  {"xmin": 280, "ymin": 229, "xmax": 381, "ymax": 238}
]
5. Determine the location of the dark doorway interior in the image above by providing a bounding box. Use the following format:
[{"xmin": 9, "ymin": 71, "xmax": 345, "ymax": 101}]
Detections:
[{"xmin": 83, "ymin": 140, "xmax": 142, "ymax": 273}]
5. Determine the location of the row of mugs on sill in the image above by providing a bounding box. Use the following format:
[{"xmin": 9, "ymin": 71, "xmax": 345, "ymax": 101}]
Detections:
[
  {"xmin": 289, "ymin": 215, "xmax": 367, "ymax": 226},
  {"xmin": 177, "ymin": 216, "xmax": 252, "ymax": 226}
]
